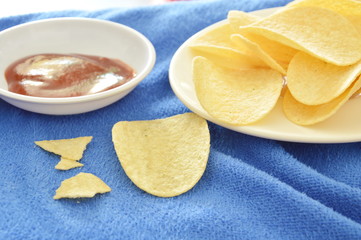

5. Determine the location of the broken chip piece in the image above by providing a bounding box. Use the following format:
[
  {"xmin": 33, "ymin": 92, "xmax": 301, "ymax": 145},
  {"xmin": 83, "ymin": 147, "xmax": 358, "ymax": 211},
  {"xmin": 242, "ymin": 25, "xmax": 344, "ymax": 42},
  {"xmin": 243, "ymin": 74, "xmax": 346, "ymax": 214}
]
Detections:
[
  {"xmin": 55, "ymin": 157, "xmax": 84, "ymax": 171},
  {"xmin": 53, "ymin": 172, "xmax": 111, "ymax": 199},
  {"xmin": 35, "ymin": 136, "xmax": 92, "ymax": 161},
  {"xmin": 112, "ymin": 113, "xmax": 210, "ymax": 198}
]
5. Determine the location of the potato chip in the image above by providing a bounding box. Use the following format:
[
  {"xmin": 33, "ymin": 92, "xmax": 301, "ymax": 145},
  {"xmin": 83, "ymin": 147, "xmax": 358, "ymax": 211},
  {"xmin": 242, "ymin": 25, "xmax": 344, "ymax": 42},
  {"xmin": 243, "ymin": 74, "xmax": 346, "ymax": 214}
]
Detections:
[
  {"xmin": 283, "ymin": 76, "xmax": 361, "ymax": 125},
  {"xmin": 227, "ymin": 10, "xmax": 297, "ymax": 74},
  {"xmin": 227, "ymin": 10, "xmax": 260, "ymax": 32},
  {"xmin": 189, "ymin": 23, "xmax": 268, "ymax": 70},
  {"xmin": 192, "ymin": 56, "xmax": 284, "ymax": 125},
  {"xmin": 190, "ymin": 46, "xmax": 268, "ymax": 70},
  {"xmin": 287, "ymin": 52, "xmax": 361, "ymax": 105},
  {"xmin": 35, "ymin": 136, "xmax": 92, "ymax": 161},
  {"xmin": 53, "ymin": 172, "xmax": 111, "ymax": 199},
  {"xmin": 286, "ymin": 0, "xmax": 361, "ymax": 34},
  {"xmin": 55, "ymin": 157, "xmax": 84, "ymax": 171},
  {"xmin": 112, "ymin": 113, "xmax": 210, "ymax": 198},
  {"xmin": 240, "ymin": 6, "xmax": 361, "ymax": 66},
  {"xmin": 287, "ymin": 0, "xmax": 361, "ymax": 17},
  {"xmin": 231, "ymin": 34, "xmax": 287, "ymax": 75}
]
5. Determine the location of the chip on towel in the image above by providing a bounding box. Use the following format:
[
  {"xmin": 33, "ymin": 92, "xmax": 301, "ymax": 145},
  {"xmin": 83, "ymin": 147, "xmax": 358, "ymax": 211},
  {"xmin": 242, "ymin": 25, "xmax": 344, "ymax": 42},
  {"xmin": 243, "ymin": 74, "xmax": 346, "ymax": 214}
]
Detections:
[
  {"xmin": 35, "ymin": 136, "xmax": 92, "ymax": 161},
  {"xmin": 287, "ymin": 52, "xmax": 361, "ymax": 105},
  {"xmin": 192, "ymin": 56, "xmax": 284, "ymax": 125},
  {"xmin": 53, "ymin": 172, "xmax": 111, "ymax": 199},
  {"xmin": 112, "ymin": 113, "xmax": 210, "ymax": 198},
  {"xmin": 283, "ymin": 76, "xmax": 361, "ymax": 125},
  {"xmin": 239, "ymin": 6, "xmax": 361, "ymax": 66},
  {"xmin": 55, "ymin": 157, "xmax": 84, "ymax": 171}
]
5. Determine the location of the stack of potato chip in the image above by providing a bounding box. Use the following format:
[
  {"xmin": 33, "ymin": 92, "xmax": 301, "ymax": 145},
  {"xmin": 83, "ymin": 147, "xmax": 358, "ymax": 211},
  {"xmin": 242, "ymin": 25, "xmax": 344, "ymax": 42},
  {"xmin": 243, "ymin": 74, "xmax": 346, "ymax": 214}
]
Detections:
[{"xmin": 191, "ymin": 0, "xmax": 361, "ymax": 126}]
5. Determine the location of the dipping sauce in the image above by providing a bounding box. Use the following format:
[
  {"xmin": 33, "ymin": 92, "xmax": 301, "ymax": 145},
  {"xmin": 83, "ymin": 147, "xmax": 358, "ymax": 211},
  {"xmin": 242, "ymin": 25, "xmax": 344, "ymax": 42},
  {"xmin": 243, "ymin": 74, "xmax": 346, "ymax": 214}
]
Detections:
[{"xmin": 5, "ymin": 54, "xmax": 136, "ymax": 97}]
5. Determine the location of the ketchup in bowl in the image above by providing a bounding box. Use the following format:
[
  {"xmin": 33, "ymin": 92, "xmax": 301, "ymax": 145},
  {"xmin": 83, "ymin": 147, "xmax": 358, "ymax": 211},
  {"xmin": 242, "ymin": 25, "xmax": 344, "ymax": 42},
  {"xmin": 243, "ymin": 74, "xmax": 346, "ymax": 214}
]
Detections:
[{"xmin": 5, "ymin": 54, "xmax": 136, "ymax": 98}]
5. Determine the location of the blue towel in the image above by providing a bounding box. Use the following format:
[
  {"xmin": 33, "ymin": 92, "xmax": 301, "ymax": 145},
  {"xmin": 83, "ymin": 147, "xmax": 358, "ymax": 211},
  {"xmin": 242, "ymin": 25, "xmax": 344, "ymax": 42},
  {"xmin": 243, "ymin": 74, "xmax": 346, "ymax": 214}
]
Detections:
[{"xmin": 1, "ymin": 0, "xmax": 361, "ymax": 239}]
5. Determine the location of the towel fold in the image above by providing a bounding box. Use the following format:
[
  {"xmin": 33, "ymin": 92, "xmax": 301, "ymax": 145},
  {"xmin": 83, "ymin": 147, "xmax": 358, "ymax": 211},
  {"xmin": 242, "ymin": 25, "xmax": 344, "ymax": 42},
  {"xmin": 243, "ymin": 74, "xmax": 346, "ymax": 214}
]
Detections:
[{"xmin": 0, "ymin": 0, "xmax": 361, "ymax": 239}]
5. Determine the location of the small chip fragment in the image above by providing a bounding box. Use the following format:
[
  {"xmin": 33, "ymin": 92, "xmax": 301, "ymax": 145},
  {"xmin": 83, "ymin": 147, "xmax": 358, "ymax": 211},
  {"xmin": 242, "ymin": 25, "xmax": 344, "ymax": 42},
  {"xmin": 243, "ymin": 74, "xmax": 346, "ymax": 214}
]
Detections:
[
  {"xmin": 35, "ymin": 136, "xmax": 93, "ymax": 161},
  {"xmin": 55, "ymin": 157, "xmax": 84, "ymax": 171},
  {"xmin": 112, "ymin": 113, "xmax": 210, "ymax": 198},
  {"xmin": 53, "ymin": 172, "xmax": 111, "ymax": 199}
]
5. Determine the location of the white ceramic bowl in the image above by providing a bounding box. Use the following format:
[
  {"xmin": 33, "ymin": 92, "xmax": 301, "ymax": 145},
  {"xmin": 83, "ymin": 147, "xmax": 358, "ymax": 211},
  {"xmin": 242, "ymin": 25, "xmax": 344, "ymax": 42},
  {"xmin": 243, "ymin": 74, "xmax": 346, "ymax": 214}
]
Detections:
[{"xmin": 0, "ymin": 17, "xmax": 156, "ymax": 115}]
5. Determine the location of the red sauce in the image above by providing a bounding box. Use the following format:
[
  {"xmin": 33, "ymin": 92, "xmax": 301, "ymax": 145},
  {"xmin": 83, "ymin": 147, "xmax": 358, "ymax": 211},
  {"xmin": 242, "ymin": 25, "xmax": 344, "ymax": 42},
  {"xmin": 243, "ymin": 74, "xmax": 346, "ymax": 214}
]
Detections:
[{"xmin": 5, "ymin": 54, "xmax": 136, "ymax": 97}]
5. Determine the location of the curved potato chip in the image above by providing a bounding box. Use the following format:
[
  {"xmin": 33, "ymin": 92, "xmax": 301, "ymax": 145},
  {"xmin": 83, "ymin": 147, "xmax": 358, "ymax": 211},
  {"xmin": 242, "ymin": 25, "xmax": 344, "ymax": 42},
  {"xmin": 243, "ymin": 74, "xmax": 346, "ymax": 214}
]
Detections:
[
  {"xmin": 231, "ymin": 34, "xmax": 287, "ymax": 75},
  {"xmin": 286, "ymin": 0, "xmax": 361, "ymax": 34},
  {"xmin": 54, "ymin": 172, "xmax": 111, "ymax": 199},
  {"xmin": 55, "ymin": 157, "xmax": 84, "ymax": 171},
  {"xmin": 287, "ymin": 0, "xmax": 361, "ymax": 17},
  {"xmin": 35, "ymin": 136, "xmax": 92, "ymax": 161},
  {"xmin": 283, "ymin": 76, "xmax": 361, "ymax": 125},
  {"xmin": 112, "ymin": 113, "xmax": 210, "ymax": 198},
  {"xmin": 227, "ymin": 10, "xmax": 296, "ymax": 73},
  {"xmin": 287, "ymin": 52, "xmax": 361, "ymax": 105},
  {"xmin": 227, "ymin": 10, "xmax": 260, "ymax": 32},
  {"xmin": 190, "ymin": 46, "xmax": 268, "ymax": 70},
  {"xmin": 240, "ymin": 6, "xmax": 361, "ymax": 66},
  {"xmin": 192, "ymin": 56, "xmax": 284, "ymax": 125},
  {"xmin": 190, "ymin": 23, "xmax": 268, "ymax": 69}
]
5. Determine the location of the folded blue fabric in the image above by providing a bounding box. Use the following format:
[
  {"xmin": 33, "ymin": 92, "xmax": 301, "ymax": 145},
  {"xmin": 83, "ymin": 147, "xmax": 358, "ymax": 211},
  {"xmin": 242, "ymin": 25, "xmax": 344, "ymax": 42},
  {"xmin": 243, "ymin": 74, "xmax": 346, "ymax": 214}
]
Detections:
[{"xmin": 1, "ymin": 0, "xmax": 361, "ymax": 239}]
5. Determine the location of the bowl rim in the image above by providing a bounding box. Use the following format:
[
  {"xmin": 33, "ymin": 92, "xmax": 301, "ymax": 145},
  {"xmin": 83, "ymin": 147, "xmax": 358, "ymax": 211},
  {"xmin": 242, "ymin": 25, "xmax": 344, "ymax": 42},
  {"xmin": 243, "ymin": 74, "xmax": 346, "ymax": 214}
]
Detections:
[{"xmin": 0, "ymin": 17, "xmax": 156, "ymax": 104}]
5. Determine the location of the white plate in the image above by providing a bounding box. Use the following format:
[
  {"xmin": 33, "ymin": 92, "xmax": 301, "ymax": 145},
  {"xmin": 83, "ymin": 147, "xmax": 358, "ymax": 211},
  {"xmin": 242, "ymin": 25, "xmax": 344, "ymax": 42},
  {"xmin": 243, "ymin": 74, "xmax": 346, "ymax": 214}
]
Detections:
[
  {"xmin": 169, "ymin": 7, "xmax": 361, "ymax": 143},
  {"xmin": 0, "ymin": 18, "xmax": 155, "ymax": 115}
]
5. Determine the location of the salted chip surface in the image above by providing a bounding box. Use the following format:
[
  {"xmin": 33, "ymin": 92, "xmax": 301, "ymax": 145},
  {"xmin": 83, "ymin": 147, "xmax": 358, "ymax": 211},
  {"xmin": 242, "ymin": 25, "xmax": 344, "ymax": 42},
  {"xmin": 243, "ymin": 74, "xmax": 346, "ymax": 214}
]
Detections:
[
  {"xmin": 287, "ymin": 52, "xmax": 361, "ymax": 105},
  {"xmin": 112, "ymin": 113, "xmax": 210, "ymax": 198},
  {"xmin": 35, "ymin": 136, "xmax": 92, "ymax": 161},
  {"xmin": 240, "ymin": 6, "xmax": 361, "ymax": 66},
  {"xmin": 192, "ymin": 56, "xmax": 284, "ymax": 125},
  {"xmin": 53, "ymin": 172, "xmax": 111, "ymax": 199},
  {"xmin": 283, "ymin": 76, "xmax": 361, "ymax": 125},
  {"xmin": 55, "ymin": 157, "xmax": 84, "ymax": 171}
]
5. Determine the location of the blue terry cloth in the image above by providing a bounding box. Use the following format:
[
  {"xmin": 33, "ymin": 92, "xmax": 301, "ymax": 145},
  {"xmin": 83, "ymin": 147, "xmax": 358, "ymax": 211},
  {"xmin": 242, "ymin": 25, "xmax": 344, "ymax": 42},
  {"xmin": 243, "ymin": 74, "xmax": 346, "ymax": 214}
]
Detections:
[{"xmin": 1, "ymin": 0, "xmax": 361, "ymax": 239}]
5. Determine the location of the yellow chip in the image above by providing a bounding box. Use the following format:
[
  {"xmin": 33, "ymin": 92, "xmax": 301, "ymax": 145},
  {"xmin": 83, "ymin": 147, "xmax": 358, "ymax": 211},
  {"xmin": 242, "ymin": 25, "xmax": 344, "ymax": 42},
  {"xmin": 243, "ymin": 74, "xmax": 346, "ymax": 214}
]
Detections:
[
  {"xmin": 227, "ymin": 10, "xmax": 260, "ymax": 32},
  {"xmin": 112, "ymin": 113, "xmax": 210, "ymax": 198},
  {"xmin": 190, "ymin": 23, "xmax": 268, "ymax": 70},
  {"xmin": 190, "ymin": 46, "xmax": 268, "ymax": 70},
  {"xmin": 192, "ymin": 56, "xmax": 284, "ymax": 125},
  {"xmin": 287, "ymin": 52, "xmax": 361, "ymax": 105},
  {"xmin": 283, "ymin": 76, "xmax": 361, "ymax": 125},
  {"xmin": 53, "ymin": 172, "xmax": 111, "ymax": 199},
  {"xmin": 287, "ymin": 0, "xmax": 361, "ymax": 17},
  {"xmin": 35, "ymin": 136, "xmax": 92, "ymax": 161},
  {"xmin": 55, "ymin": 157, "xmax": 84, "ymax": 171},
  {"xmin": 240, "ymin": 6, "xmax": 361, "ymax": 66},
  {"xmin": 231, "ymin": 34, "xmax": 287, "ymax": 75},
  {"xmin": 227, "ymin": 10, "xmax": 297, "ymax": 74},
  {"xmin": 286, "ymin": 0, "xmax": 361, "ymax": 35}
]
